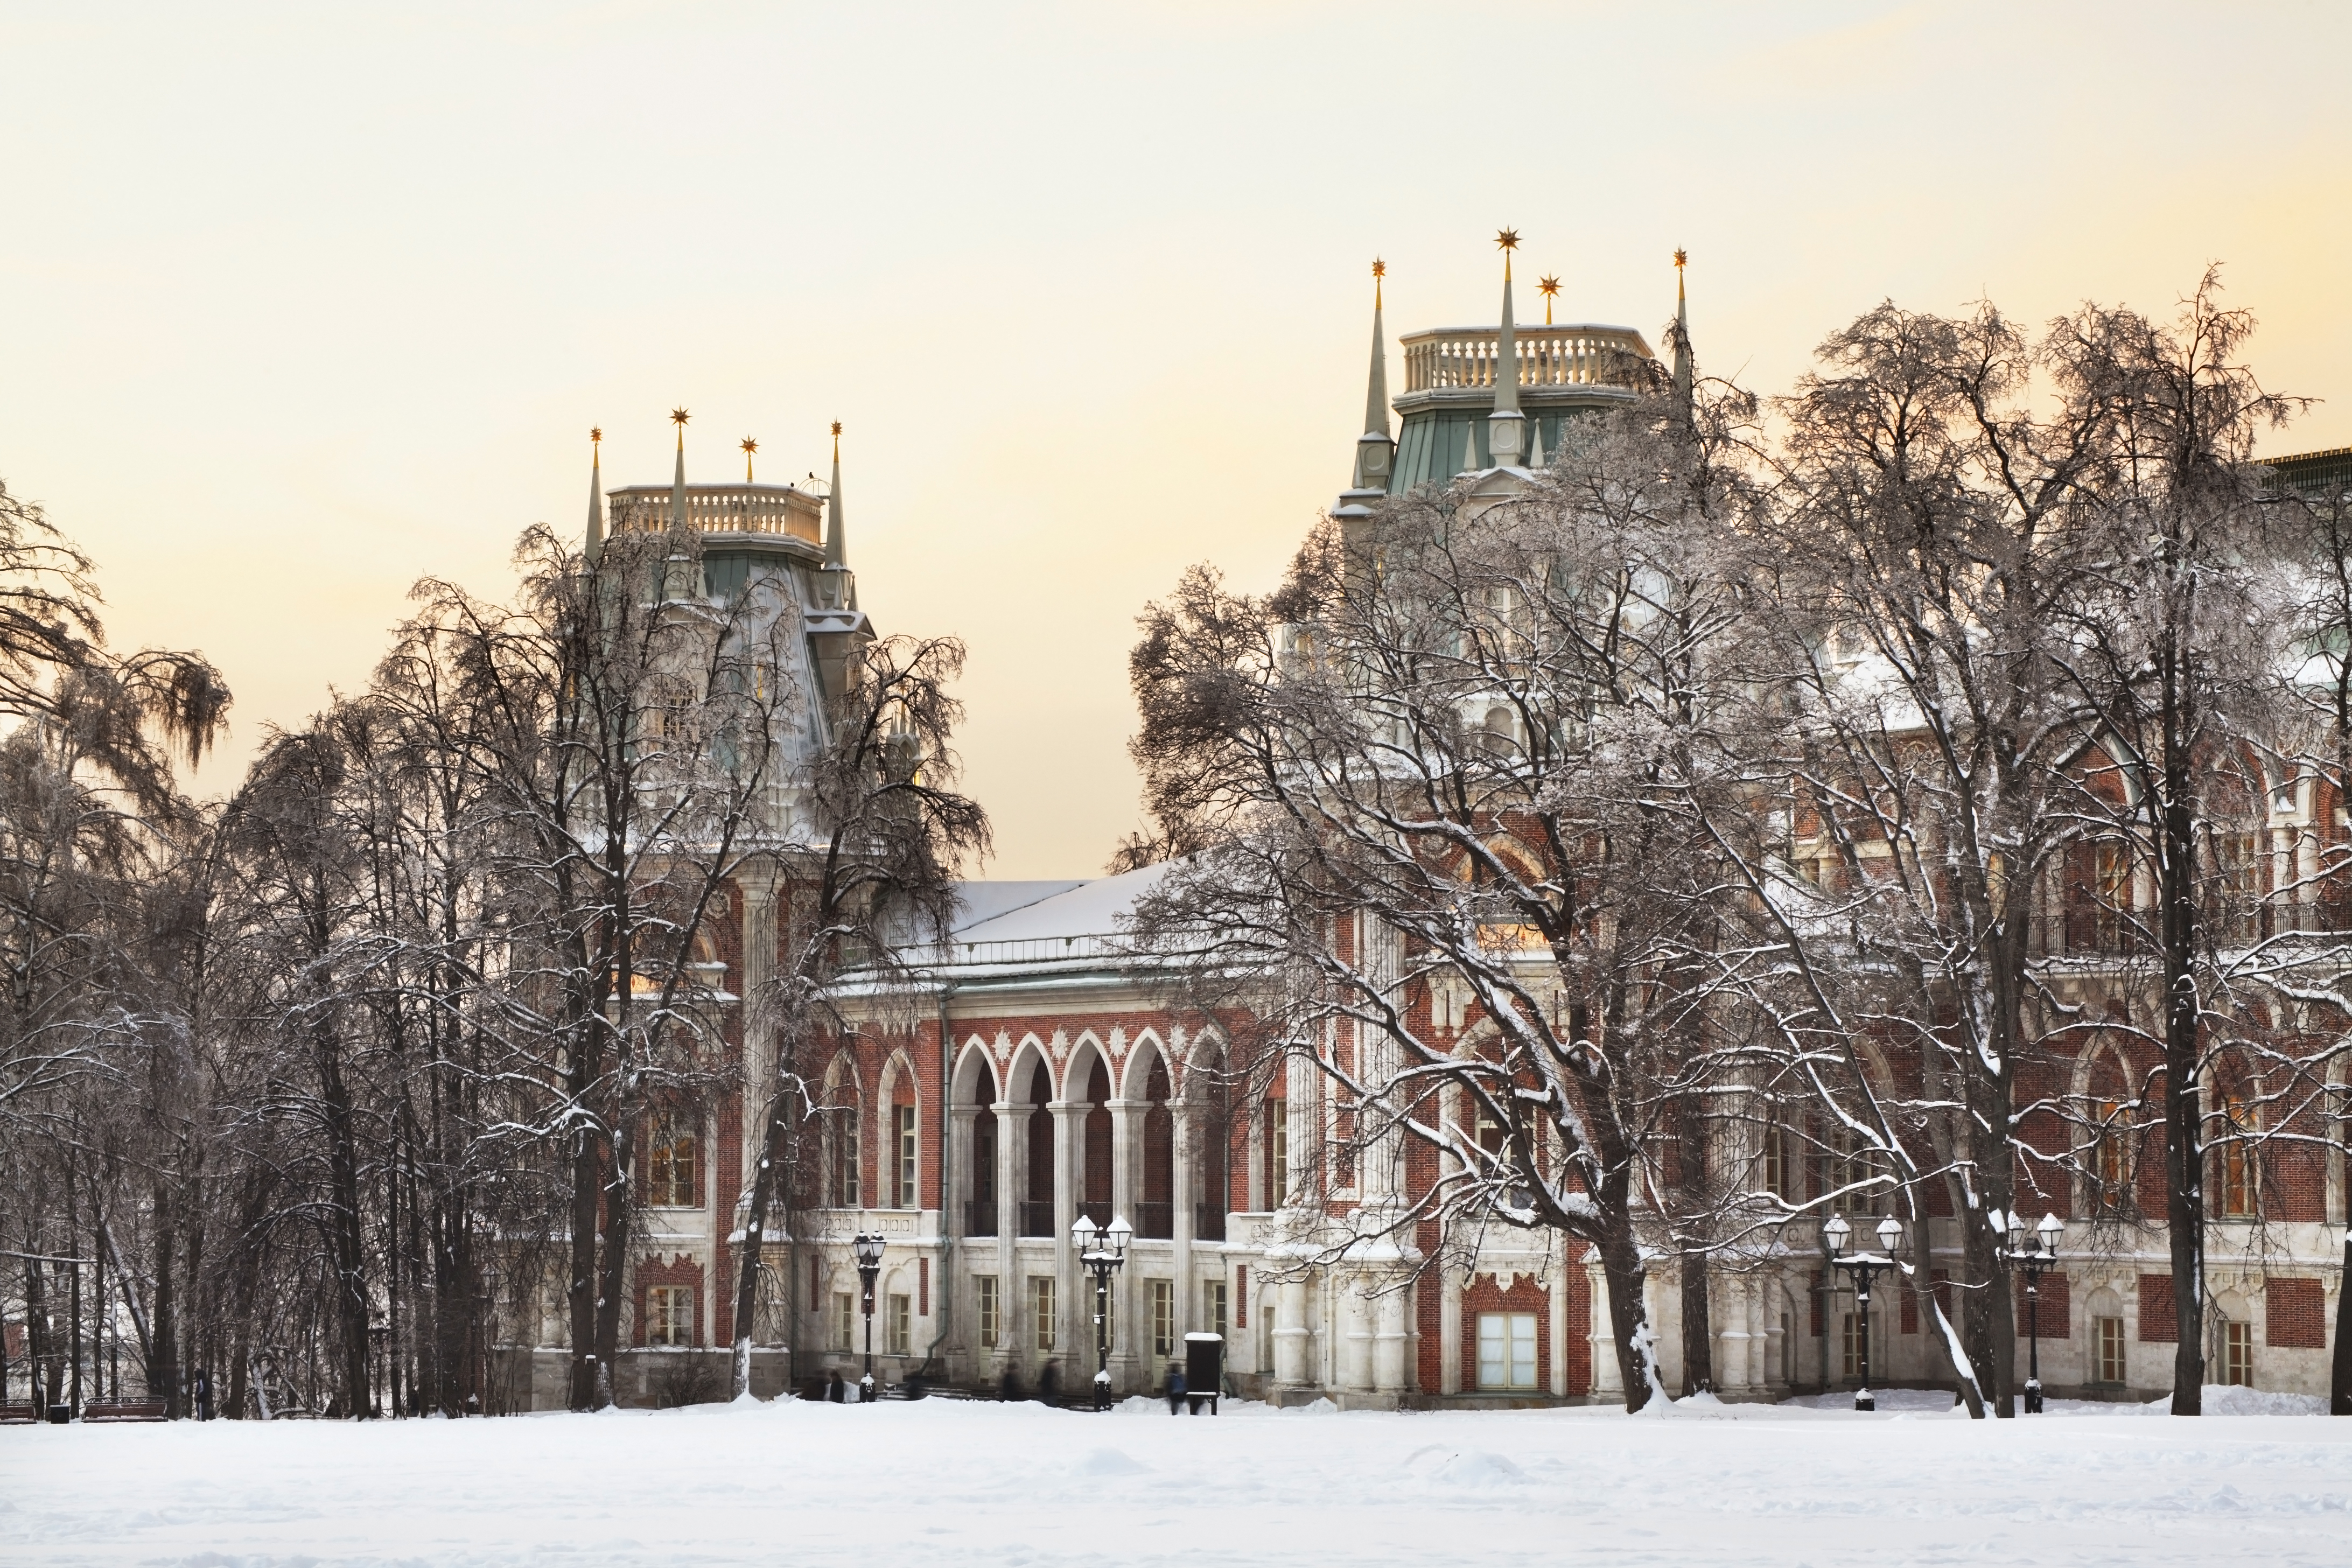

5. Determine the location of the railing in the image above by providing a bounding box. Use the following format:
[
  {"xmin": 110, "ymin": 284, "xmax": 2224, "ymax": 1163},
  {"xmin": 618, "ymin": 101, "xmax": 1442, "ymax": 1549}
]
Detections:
[
  {"xmin": 1017, "ymin": 1200, "xmax": 1056, "ymax": 1237},
  {"xmin": 1400, "ymin": 325, "xmax": 1652, "ymax": 394},
  {"xmin": 1135, "ymin": 1201, "xmax": 1173, "ymax": 1240},
  {"xmin": 1075, "ymin": 1200, "xmax": 1112, "ymax": 1229},
  {"xmin": 964, "ymin": 1199, "xmax": 998, "ymax": 1238},
  {"xmin": 608, "ymin": 484, "xmax": 823, "ymax": 544},
  {"xmin": 1193, "ymin": 1203, "xmax": 1227, "ymax": 1242}
]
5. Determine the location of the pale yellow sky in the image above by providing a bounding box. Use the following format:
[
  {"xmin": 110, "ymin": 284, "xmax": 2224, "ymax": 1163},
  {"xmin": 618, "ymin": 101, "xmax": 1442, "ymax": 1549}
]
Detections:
[{"xmin": 4, "ymin": 2, "xmax": 2347, "ymax": 876}]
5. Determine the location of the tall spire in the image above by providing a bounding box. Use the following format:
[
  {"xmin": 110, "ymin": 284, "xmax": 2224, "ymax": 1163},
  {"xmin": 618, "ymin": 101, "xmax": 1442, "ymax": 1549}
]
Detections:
[
  {"xmin": 741, "ymin": 436, "xmax": 758, "ymax": 483},
  {"xmin": 1350, "ymin": 259, "xmax": 1396, "ymax": 493},
  {"xmin": 669, "ymin": 408, "xmax": 690, "ymax": 531},
  {"xmin": 1671, "ymin": 248, "xmax": 1693, "ymax": 412},
  {"xmin": 1488, "ymin": 229, "xmax": 1526, "ymax": 468},
  {"xmin": 585, "ymin": 426, "xmax": 605, "ymax": 563},
  {"xmin": 821, "ymin": 420, "xmax": 857, "ymax": 612}
]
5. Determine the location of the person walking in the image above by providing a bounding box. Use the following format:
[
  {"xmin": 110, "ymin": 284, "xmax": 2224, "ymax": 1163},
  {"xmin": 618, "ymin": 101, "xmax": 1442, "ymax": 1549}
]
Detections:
[{"xmin": 1165, "ymin": 1359, "xmax": 1187, "ymax": 1415}]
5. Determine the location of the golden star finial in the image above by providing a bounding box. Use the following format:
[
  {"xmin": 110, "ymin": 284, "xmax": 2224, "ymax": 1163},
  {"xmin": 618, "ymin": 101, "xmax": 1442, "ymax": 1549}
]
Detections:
[
  {"xmin": 670, "ymin": 408, "xmax": 690, "ymax": 426},
  {"xmin": 741, "ymin": 436, "xmax": 758, "ymax": 482},
  {"xmin": 1495, "ymin": 229, "xmax": 1520, "ymax": 252},
  {"xmin": 590, "ymin": 425, "xmax": 601, "ymax": 444},
  {"xmin": 1674, "ymin": 248, "xmax": 1687, "ymax": 269},
  {"xmin": 1537, "ymin": 274, "xmax": 1560, "ymax": 325},
  {"xmin": 1371, "ymin": 257, "xmax": 1385, "ymax": 278},
  {"xmin": 740, "ymin": 437, "xmax": 758, "ymax": 456},
  {"xmin": 831, "ymin": 420, "xmax": 842, "ymax": 438}
]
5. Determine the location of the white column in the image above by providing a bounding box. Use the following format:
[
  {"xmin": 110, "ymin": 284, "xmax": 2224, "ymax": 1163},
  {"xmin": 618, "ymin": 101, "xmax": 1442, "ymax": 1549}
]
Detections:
[
  {"xmin": 1550, "ymin": 1265, "xmax": 1570, "ymax": 1397},
  {"xmin": 1337, "ymin": 1274, "xmax": 1374, "ymax": 1392},
  {"xmin": 1374, "ymin": 1278, "xmax": 1410, "ymax": 1393},
  {"xmin": 1589, "ymin": 1261, "xmax": 1621, "ymax": 1396},
  {"xmin": 1274, "ymin": 1274, "xmax": 1311, "ymax": 1388}
]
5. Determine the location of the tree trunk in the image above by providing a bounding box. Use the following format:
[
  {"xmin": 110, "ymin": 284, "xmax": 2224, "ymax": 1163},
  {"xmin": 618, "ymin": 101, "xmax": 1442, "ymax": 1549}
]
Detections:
[
  {"xmin": 565, "ymin": 1125, "xmax": 604, "ymax": 1411},
  {"xmin": 1597, "ymin": 1216, "xmax": 1656, "ymax": 1412},
  {"xmin": 1676, "ymin": 1247, "xmax": 1712, "ymax": 1397},
  {"xmin": 730, "ymin": 1095, "xmax": 790, "ymax": 1400},
  {"xmin": 2160, "ymin": 681, "xmax": 2206, "ymax": 1416},
  {"xmin": 152, "ymin": 1209, "xmax": 178, "ymax": 1418}
]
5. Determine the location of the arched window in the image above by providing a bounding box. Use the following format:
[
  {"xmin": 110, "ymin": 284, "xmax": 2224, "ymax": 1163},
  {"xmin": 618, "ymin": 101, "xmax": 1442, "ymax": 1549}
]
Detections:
[
  {"xmin": 646, "ymin": 1109, "xmax": 699, "ymax": 1208},
  {"xmin": 1263, "ymin": 1076, "xmax": 1289, "ymax": 1209},
  {"xmin": 824, "ymin": 1062, "xmax": 861, "ymax": 1210},
  {"xmin": 2084, "ymin": 1047, "xmax": 2137, "ymax": 1215},
  {"xmin": 890, "ymin": 1066, "xmax": 919, "ymax": 1210},
  {"xmin": 1139, "ymin": 1055, "xmax": 1174, "ymax": 1238},
  {"xmin": 2211, "ymin": 1061, "xmax": 2258, "ymax": 1219},
  {"xmin": 967, "ymin": 1055, "xmax": 999, "ymax": 1237},
  {"xmin": 1081, "ymin": 1057, "xmax": 1112, "ymax": 1226},
  {"xmin": 1194, "ymin": 1044, "xmax": 1231, "ymax": 1241},
  {"xmin": 1023, "ymin": 1059, "xmax": 1055, "ymax": 1236}
]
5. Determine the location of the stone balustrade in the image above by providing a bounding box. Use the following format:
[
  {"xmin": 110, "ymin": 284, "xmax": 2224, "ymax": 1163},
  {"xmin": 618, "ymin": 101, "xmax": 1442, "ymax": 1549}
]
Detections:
[
  {"xmin": 608, "ymin": 484, "xmax": 823, "ymax": 545},
  {"xmin": 1401, "ymin": 325, "xmax": 1652, "ymax": 394}
]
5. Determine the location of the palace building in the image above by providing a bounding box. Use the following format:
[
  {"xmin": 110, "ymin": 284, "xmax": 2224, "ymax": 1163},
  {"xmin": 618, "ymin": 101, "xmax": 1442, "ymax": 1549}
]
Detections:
[{"xmin": 495, "ymin": 259, "xmax": 2350, "ymax": 1412}]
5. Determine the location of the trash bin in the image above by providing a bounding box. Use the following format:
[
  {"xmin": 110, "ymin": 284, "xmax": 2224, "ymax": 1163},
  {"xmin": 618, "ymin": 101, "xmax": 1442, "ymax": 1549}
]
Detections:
[
  {"xmin": 1183, "ymin": 1333, "xmax": 1224, "ymax": 1415},
  {"xmin": 47, "ymin": 1404, "xmax": 72, "ymax": 1425}
]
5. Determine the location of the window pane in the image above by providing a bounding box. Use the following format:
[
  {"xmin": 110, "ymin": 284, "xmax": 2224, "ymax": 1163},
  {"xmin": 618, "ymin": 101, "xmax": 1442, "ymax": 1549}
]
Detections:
[{"xmin": 1477, "ymin": 1313, "xmax": 1506, "ymax": 1389}]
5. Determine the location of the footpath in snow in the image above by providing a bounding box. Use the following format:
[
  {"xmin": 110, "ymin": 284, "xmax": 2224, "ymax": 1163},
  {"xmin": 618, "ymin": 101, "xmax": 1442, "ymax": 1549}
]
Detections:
[{"xmin": 4, "ymin": 1389, "xmax": 2348, "ymax": 1567}]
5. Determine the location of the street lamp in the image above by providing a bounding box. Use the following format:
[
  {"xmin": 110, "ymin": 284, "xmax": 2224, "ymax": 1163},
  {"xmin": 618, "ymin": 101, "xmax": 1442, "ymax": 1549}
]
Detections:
[
  {"xmin": 1999, "ymin": 1209, "xmax": 2064, "ymax": 1414},
  {"xmin": 1072, "ymin": 1213, "xmax": 1131, "ymax": 1410},
  {"xmin": 1822, "ymin": 1213, "xmax": 1904, "ymax": 1412},
  {"xmin": 851, "ymin": 1231, "xmax": 886, "ymax": 1403}
]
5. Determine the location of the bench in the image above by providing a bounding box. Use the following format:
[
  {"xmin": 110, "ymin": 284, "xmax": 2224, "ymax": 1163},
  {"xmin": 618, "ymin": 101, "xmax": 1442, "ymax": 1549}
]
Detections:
[
  {"xmin": 0, "ymin": 1403, "xmax": 38, "ymax": 1425},
  {"xmin": 83, "ymin": 1399, "xmax": 169, "ymax": 1423}
]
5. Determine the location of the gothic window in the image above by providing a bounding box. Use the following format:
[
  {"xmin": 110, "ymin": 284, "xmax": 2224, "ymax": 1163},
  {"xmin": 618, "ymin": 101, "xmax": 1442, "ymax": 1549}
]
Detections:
[
  {"xmin": 894, "ymin": 1102, "xmax": 918, "ymax": 1209},
  {"xmin": 646, "ymin": 1114, "xmax": 699, "ymax": 1208},
  {"xmin": 1263, "ymin": 1093, "xmax": 1289, "ymax": 1209},
  {"xmin": 1081, "ymin": 1058, "xmax": 1112, "ymax": 1226},
  {"xmin": 1140, "ymin": 1055, "xmax": 1174, "ymax": 1238},
  {"xmin": 1476, "ymin": 1312, "xmax": 1537, "ymax": 1390},
  {"xmin": 646, "ymin": 1285, "xmax": 694, "ymax": 1347},
  {"xmin": 2213, "ymin": 1089, "xmax": 2257, "ymax": 1218}
]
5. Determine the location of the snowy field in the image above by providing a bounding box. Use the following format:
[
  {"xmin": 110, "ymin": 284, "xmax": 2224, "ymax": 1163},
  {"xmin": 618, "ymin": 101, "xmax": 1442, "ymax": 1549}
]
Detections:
[{"xmin": 5, "ymin": 1390, "xmax": 2349, "ymax": 1567}]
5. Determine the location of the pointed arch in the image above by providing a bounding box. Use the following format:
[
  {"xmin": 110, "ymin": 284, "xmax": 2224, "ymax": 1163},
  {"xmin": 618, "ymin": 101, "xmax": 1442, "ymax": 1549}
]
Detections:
[
  {"xmin": 1005, "ymin": 1039, "xmax": 1057, "ymax": 1237},
  {"xmin": 821, "ymin": 1049, "xmax": 864, "ymax": 1210},
  {"xmin": 876, "ymin": 1047, "xmax": 922, "ymax": 1210},
  {"xmin": 1067, "ymin": 1035, "xmax": 1114, "ymax": 1226}
]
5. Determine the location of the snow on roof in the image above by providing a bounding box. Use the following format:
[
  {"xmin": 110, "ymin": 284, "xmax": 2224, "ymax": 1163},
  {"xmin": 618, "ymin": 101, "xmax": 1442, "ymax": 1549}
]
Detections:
[
  {"xmin": 950, "ymin": 863, "xmax": 1173, "ymax": 946},
  {"xmin": 947, "ymin": 880, "xmax": 1090, "ymax": 934}
]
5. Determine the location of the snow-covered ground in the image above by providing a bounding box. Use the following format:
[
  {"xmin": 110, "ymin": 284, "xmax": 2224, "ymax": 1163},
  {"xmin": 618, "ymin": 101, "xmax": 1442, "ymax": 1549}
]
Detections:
[{"xmin": 5, "ymin": 1391, "xmax": 2348, "ymax": 1566}]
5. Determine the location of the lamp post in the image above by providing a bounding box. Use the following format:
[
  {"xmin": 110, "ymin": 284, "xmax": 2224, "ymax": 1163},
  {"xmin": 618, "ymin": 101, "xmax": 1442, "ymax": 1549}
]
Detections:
[
  {"xmin": 1822, "ymin": 1213, "xmax": 1903, "ymax": 1412},
  {"xmin": 1999, "ymin": 1209, "xmax": 2064, "ymax": 1414},
  {"xmin": 851, "ymin": 1231, "xmax": 886, "ymax": 1403},
  {"xmin": 1071, "ymin": 1213, "xmax": 1131, "ymax": 1411}
]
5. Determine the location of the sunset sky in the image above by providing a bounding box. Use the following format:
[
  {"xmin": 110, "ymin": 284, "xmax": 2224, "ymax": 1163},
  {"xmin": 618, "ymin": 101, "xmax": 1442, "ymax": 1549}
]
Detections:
[{"xmin": 5, "ymin": 2, "xmax": 2347, "ymax": 877}]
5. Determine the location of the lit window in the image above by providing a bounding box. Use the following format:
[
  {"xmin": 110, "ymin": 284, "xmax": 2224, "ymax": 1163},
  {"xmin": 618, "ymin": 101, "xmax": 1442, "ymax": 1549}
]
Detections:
[
  {"xmin": 1476, "ymin": 1312, "xmax": 1537, "ymax": 1390},
  {"xmin": 1265, "ymin": 1098, "xmax": 1288, "ymax": 1207},
  {"xmin": 1030, "ymin": 1276, "xmax": 1056, "ymax": 1352},
  {"xmin": 647, "ymin": 1117, "xmax": 697, "ymax": 1207},
  {"xmin": 975, "ymin": 1276, "xmax": 1000, "ymax": 1350},
  {"xmin": 1202, "ymin": 1280, "xmax": 1228, "ymax": 1341},
  {"xmin": 2214, "ymin": 1095, "xmax": 2256, "ymax": 1217},
  {"xmin": 887, "ymin": 1293, "xmax": 911, "ymax": 1357},
  {"xmin": 830, "ymin": 1096, "xmax": 861, "ymax": 1209},
  {"xmin": 895, "ymin": 1104, "xmax": 918, "ymax": 1209},
  {"xmin": 1150, "ymin": 1279, "xmax": 1175, "ymax": 1357},
  {"xmin": 646, "ymin": 1284, "xmax": 694, "ymax": 1347},
  {"xmin": 2095, "ymin": 1315, "xmax": 2126, "ymax": 1384}
]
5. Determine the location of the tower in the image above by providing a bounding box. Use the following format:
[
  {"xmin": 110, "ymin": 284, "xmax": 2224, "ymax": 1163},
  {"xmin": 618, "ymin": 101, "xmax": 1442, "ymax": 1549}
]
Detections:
[
  {"xmin": 1486, "ymin": 229, "xmax": 1526, "ymax": 470},
  {"xmin": 1334, "ymin": 261, "xmax": 1396, "ymax": 523}
]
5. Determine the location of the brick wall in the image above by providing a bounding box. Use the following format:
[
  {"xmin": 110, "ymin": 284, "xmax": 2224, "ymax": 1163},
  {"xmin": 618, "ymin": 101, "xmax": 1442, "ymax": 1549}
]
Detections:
[
  {"xmin": 2139, "ymin": 1273, "xmax": 2176, "ymax": 1342},
  {"xmin": 2265, "ymin": 1278, "xmax": 2325, "ymax": 1349},
  {"xmin": 2015, "ymin": 1272, "xmax": 2069, "ymax": 1338}
]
